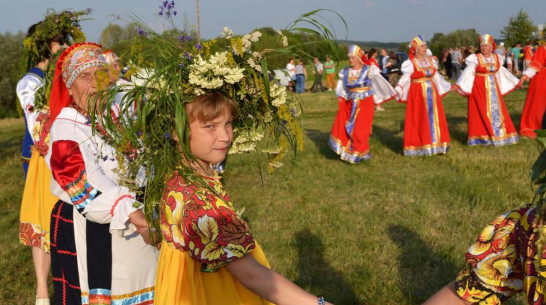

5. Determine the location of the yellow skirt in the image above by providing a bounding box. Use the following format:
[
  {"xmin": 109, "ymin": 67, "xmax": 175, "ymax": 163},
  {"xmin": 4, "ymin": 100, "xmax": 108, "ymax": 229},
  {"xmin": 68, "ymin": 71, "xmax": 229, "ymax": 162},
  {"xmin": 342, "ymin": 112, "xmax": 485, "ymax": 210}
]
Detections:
[
  {"xmin": 19, "ymin": 148, "xmax": 59, "ymax": 253},
  {"xmin": 155, "ymin": 240, "xmax": 274, "ymax": 305}
]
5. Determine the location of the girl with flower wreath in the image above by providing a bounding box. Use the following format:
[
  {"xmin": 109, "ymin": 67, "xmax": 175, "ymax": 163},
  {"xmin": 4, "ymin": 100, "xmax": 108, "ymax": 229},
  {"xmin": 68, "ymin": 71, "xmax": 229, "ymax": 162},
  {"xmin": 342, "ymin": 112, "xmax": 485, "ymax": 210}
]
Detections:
[
  {"xmin": 89, "ymin": 12, "xmax": 338, "ymax": 303},
  {"xmin": 453, "ymin": 34, "xmax": 520, "ymax": 147},
  {"xmin": 16, "ymin": 10, "xmax": 89, "ymax": 305},
  {"xmin": 423, "ymin": 131, "xmax": 546, "ymax": 305}
]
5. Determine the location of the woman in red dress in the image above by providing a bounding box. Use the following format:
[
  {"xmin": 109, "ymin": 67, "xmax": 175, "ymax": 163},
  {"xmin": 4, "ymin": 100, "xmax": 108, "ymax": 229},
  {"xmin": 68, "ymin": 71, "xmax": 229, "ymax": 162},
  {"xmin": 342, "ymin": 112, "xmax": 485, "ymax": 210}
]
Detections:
[
  {"xmin": 395, "ymin": 35, "xmax": 452, "ymax": 156},
  {"xmin": 328, "ymin": 44, "xmax": 395, "ymax": 163},
  {"xmin": 519, "ymin": 44, "xmax": 546, "ymax": 138},
  {"xmin": 454, "ymin": 34, "xmax": 519, "ymax": 146}
]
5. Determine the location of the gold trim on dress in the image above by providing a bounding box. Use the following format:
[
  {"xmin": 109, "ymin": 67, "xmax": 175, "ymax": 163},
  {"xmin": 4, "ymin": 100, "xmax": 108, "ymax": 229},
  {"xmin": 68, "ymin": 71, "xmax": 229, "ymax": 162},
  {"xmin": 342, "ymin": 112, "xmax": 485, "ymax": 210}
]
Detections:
[
  {"xmin": 412, "ymin": 77, "xmax": 433, "ymax": 83},
  {"xmin": 348, "ymin": 87, "xmax": 371, "ymax": 93}
]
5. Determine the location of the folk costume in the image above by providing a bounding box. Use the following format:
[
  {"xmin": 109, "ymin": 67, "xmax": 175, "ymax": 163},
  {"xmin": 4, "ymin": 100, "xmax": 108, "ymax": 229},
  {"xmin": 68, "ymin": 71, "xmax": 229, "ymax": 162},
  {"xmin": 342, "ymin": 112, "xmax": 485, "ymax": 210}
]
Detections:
[
  {"xmin": 45, "ymin": 43, "xmax": 157, "ymax": 305},
  {"xmin": 155, "ymin": 172, "xmax": 273, "ymax": 305},
  {"xmin": 454, "ymin": 135, "xmax": 546, "ymax": 304},
  {"xmin": 454, "ymin": 34, "xmax": 519, "ymax": 146},
  {"xmin": 520, "ymin": 45, "xmax": 546, "ymax": 138},
  {"xmin": 455, "ymin": 205, "xmax": 546, "ymax": 304},
  {"xmin": 395, "ymin": 35, "xmax": 452, "ymax": 156},
  {"xmin": 89, "ymin": 21, "xmax": 330, "ymax": 303},
  {"xmin": 329, "ymin": 45, "xmax": 396, "ymax": 163},
  {"xmin": 17, "ymin": 67, "xmax": 59, "ymax": 252}
]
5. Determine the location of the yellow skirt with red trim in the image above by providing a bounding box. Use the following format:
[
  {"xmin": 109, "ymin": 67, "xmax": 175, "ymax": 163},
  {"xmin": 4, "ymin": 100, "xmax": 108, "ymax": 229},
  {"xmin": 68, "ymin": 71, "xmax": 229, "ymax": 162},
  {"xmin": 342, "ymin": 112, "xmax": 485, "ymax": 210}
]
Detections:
[{"xmin": 19, "ymin": 147, "xmax": 59, "ymax": 253}]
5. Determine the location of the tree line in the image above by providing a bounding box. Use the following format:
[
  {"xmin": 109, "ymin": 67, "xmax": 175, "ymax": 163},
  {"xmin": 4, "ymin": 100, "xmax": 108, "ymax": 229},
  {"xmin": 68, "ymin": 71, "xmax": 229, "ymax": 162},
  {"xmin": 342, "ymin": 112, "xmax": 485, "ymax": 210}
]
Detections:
[{"xmin": 0, "ymin": 9, "xmax": 542, "ymax": 119}]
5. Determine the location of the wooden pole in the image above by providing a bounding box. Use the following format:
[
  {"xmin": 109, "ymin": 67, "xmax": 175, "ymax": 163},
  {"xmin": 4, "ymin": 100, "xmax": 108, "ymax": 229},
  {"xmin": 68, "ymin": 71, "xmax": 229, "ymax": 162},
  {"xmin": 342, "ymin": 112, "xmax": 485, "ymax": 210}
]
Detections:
[{"xmin": 196, "ymin": 0, "xmax": 201, "ymax": 45}]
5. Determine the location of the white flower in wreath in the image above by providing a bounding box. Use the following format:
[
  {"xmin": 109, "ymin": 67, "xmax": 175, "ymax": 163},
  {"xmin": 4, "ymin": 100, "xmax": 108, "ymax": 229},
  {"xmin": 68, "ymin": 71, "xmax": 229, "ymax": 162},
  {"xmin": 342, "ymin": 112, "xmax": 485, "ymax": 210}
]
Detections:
[{"xmin": 221, "ymin": 26, "xmax": 233, "ymax": 39}]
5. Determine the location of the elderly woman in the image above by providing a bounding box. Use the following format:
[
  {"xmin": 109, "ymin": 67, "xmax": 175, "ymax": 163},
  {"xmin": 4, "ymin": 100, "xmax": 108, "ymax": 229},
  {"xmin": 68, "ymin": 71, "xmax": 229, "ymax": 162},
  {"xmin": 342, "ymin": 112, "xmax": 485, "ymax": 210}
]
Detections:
[
  {"xmin": 328, "ymin": 44, "xmax": 395, "ymax": 163},
  {"xmin": 519, "ymin": 43, "xmax": 546, "ymax": 138},
  {"xmin": 45, "ymin": 42, "xmax": 157, "ymax": 305},
  {"xmin": 454, "ymin": 34, "xmax": 519, "ymax": 146},
  {"xmin": 395, "ymin": 35, "xmax": 452, "ymax": 156}
]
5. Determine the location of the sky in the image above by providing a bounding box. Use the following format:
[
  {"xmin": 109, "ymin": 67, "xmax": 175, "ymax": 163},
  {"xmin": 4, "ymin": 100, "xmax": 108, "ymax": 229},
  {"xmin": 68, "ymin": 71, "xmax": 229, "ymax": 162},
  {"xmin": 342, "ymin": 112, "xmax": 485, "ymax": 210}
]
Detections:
[{"xmin": 1, "ymin": 0, "xmax": 545, "ymax": 44}]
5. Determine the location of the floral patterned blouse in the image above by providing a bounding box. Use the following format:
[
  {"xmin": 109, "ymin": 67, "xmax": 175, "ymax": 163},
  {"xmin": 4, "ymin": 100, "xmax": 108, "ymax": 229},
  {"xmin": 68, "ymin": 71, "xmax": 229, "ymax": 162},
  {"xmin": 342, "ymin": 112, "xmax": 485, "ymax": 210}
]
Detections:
[
  {"xmin": 161, "ymin": 171, "xmax": 256, "ymax": 272},
  {"xmin": 456, "ymin": 205, "xmax": 546, "ymax": 304}
]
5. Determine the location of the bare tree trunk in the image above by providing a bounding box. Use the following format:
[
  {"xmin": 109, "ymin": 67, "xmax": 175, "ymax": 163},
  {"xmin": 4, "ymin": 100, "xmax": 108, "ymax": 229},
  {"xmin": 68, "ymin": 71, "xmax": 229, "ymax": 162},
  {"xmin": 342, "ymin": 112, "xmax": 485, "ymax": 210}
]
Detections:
[{"xmin": 195, "ymin": 0, "xmax": 201, "ymax": 46}]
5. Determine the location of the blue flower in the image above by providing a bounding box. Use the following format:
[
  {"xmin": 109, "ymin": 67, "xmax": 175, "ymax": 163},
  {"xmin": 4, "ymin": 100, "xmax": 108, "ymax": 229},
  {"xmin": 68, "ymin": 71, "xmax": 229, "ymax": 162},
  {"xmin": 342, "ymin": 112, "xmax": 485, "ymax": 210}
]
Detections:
[
  {"xmin": 165, "ymin": 132, "xmax": 170, "ymax": 139},
  {"xmin": 196, "ymin": 43, "xmax": 202, "ymax": 50},
  {"xmin": 186, "ymin": 36, "xmax": 193, "ymax": 41},
  {"xmin": 137, "ymin": 130, "xmax": 143, "ymax": 137},
  {"xmin": 179, "ymin": 36, "xmax": 185, "ymax": 41},
  {"xmin": 138, "ymin": 27, "xmax": 144, "ymax": 35}
]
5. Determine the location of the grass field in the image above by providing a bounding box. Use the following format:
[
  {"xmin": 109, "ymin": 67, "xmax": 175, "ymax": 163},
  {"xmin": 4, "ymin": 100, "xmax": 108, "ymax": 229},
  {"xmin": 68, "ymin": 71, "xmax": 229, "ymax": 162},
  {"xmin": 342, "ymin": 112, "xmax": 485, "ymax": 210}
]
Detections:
[{"xmin": 0, "ymin": 82, "xmax": 536, "ymax": 304}]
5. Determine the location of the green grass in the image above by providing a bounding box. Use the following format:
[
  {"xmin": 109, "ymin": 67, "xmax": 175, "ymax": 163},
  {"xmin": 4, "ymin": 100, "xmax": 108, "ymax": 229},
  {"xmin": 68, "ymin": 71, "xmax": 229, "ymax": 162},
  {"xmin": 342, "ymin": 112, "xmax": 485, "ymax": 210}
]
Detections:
[{"xmin": 0, "ymin": 84, "xmax": 535, "ymax": 304}]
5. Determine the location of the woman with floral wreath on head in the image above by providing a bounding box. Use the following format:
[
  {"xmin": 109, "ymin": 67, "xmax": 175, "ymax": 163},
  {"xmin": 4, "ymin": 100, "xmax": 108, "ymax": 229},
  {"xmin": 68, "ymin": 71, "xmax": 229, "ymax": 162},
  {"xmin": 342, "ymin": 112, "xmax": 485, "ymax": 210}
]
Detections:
[
  {"xmin": 45, "ymin": 42, "xmax": 157, "ymax": 305},
  {"xmin": 395, "ymin": 35, "xmax": 452, "ymax": 156},
  {"xmin": 16, "ymin": 9, "xmax": 89, "ymax": 305},
  {"xmin": 89, "ymin": 11, "xmax": 338, "ymax": 302},
  {"xmin": 454, "ymin": 34, "xmax": 519, "ymax": 147},
  {"xmin": 328, "ymin": 44, "xmax": 396, "ymax": 163}
]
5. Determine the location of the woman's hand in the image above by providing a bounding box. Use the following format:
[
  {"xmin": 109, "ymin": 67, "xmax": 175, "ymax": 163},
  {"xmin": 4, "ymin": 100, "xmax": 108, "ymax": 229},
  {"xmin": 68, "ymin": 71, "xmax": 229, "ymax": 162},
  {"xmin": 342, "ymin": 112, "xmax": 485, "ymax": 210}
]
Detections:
[{"xmin": 128, "ymin": 210, "xmax": 155, "ymax": 245}]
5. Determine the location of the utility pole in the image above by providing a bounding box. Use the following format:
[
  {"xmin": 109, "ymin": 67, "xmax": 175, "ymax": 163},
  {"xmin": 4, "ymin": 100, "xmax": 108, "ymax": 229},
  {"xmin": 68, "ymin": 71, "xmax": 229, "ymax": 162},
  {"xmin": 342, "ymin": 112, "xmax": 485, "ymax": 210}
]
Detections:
[{"xmin": 196, "ymin": 0, "xmax": 201, "ymax": 45}]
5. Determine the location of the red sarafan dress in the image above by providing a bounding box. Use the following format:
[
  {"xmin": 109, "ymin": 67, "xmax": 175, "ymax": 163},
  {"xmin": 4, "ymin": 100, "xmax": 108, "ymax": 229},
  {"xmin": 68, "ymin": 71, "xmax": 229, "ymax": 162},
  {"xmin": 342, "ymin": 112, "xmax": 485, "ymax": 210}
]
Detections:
[
  {"xmin": 395, "ymin": 57, "xmax": 451, "ymax": 156},
  {"xmin": 328, "ymin": 65, "xmax": 395, "ymax": 163},
  {"xmin": 520, "ymin": 45, "xmax": 546, "ymax": 138},
  {"xmin": 454, "ymin": 53, "xmax": 519, "ymax": 146}
]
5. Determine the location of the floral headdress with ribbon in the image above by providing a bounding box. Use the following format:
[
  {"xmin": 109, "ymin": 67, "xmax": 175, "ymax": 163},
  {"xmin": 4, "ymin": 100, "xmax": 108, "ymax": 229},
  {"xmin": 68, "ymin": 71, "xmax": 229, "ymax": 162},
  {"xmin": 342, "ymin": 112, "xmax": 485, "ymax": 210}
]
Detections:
[
  {"xmin": 89, "ymin": 6, "xmax": 342, "ymax": 224},
  {"xmin": 409, "ymin": 35, "xmax": 426, "ymax": 60},
  {"xmin": 479, "ymin": 34, "xmax": 496, "ymax": 52}
]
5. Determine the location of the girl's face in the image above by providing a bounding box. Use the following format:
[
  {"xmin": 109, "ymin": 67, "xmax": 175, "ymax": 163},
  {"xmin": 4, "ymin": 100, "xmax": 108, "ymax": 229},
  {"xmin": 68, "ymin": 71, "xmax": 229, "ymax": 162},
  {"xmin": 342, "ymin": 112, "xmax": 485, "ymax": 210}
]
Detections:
[{"xmin": 189, "ymin": 107, "xmax": 233, "ymax": 168}]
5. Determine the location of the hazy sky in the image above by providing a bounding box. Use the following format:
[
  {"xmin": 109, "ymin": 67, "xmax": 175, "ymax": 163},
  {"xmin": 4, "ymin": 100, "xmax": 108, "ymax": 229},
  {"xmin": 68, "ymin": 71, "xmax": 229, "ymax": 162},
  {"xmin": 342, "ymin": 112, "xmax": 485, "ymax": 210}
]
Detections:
[{"xmin": 1, "ymin": 0, "xmax": 545, "ymax": 44}]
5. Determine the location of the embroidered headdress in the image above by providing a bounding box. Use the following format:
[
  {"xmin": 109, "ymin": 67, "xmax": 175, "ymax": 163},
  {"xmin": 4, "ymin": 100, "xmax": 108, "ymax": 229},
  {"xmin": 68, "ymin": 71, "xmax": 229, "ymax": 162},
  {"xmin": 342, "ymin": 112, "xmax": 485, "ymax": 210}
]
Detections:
[
  {"xmin": 348, "ymin": 44, "xmax": 365, "ymax": 63},
  {"xmin": 50, "ymin": 42, "xmax": 106, "ymax": 122},
  {"xmin": 479, "ymin": 34, "xmax": 496, "ymax": 51},
  {"xmin": 409, "ymin": 35, "xmax": 426, "ymax": 59},
  {"xmin": 103, "ymin": 50, "xmax": 120, "ymax": 65}
]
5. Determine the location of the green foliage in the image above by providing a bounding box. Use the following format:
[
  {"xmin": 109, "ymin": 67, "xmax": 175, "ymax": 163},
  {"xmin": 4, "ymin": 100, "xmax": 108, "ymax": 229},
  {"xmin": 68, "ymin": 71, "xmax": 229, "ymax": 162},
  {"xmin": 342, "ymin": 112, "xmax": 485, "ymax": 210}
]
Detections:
[
  {"xmin": 20, "ymin": 9, "xmax": 91, "ymax": 77},
  {"xmin": 501, "ymin": 9, "xmax": 537, "ymax": 46},
  {"xmin": 99, "ymin": 23, "xmax": 139, "ymax": 58},
  {"xmin": 0, "ymin": 85, "xmax": 536, "ymax": 305},
  {"xmin": 429, "ymin": 29, "xmax": 480, "ymax": 55},
  {"xmin": 0, "ymin": 31, "xmax": 24, "ymax": 118}
]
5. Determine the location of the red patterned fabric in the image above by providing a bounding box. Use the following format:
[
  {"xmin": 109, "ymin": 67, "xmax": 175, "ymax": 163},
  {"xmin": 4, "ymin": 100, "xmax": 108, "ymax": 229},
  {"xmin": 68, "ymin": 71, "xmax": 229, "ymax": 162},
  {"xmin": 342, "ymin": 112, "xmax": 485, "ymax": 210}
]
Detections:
[
  {"xmin": 161, "ymin": 171, "xmax": 255, "ymax": 272},
  {"xmin": 50, "ymin": 140, "xmax": 98, "ymax": 211},
  {"xmin": 520, "ymin": 46, "xmax": 546, "ymax": 138},
  {"xmin": 455, "ymin": 206, "xmax": 546, "ymax": 304}
]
